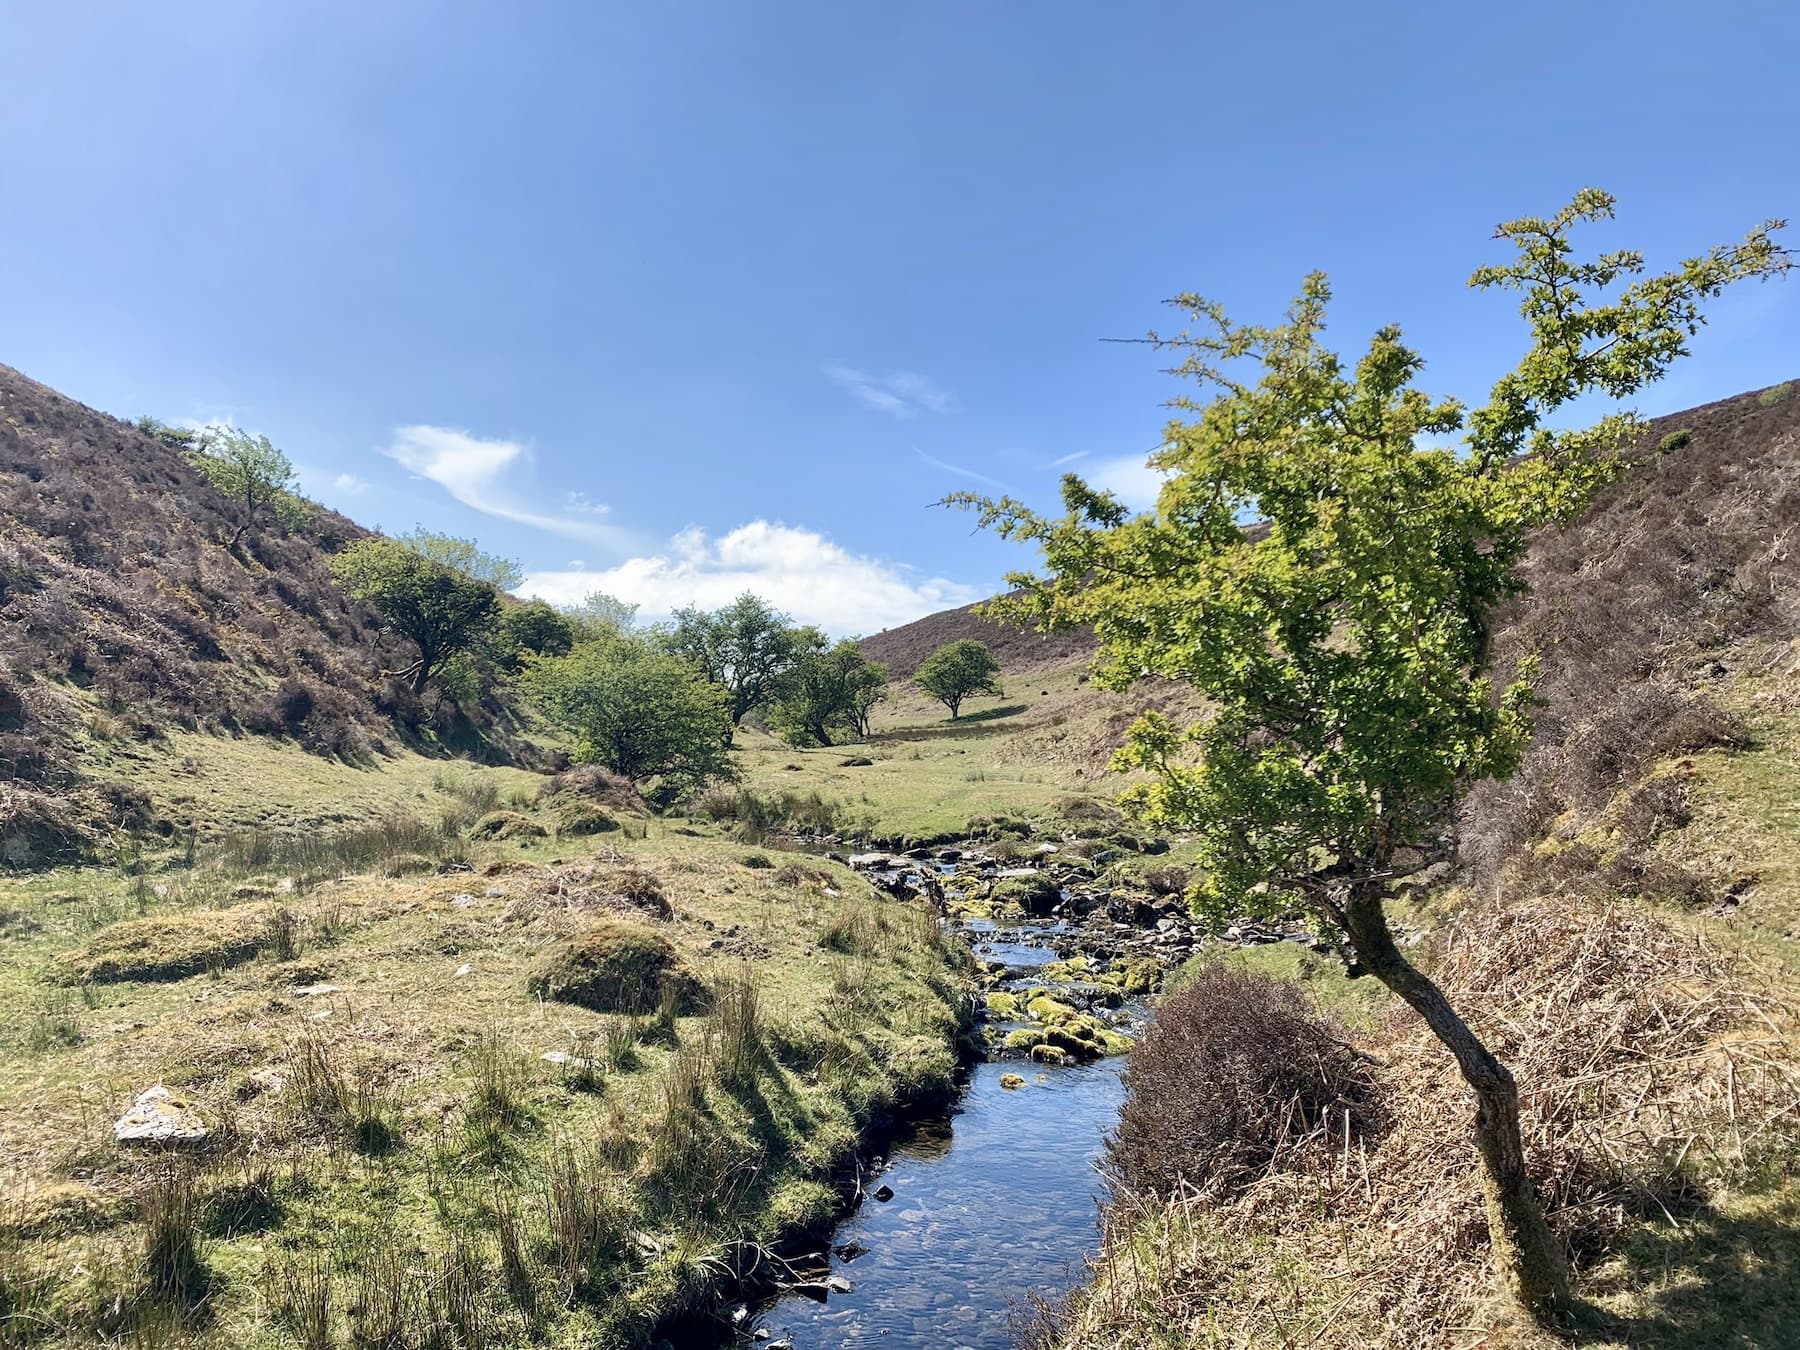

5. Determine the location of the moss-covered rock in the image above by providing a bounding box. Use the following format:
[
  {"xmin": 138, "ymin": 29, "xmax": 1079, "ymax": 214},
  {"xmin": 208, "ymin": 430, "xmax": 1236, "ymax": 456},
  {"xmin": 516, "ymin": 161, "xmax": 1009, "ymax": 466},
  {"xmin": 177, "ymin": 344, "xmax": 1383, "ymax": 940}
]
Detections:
[
  {"xmin": 527, "ymin": 921, "xmax": 705, "ymax": 1014},
  {"xmin": 992, "ymin": 874, "xmax": 1061, "ymax": 916},
  {"xmin": 1025, "ymin": 993, "xmax": 1080, "ymax": 1024},
  {"xmin": 984, "ymin": 991, "xmax": 1021, "ymax": 1019},
  {"xmin": 1002, "ymin": 1027, "xmax": 1046, "ymax": 1053}
]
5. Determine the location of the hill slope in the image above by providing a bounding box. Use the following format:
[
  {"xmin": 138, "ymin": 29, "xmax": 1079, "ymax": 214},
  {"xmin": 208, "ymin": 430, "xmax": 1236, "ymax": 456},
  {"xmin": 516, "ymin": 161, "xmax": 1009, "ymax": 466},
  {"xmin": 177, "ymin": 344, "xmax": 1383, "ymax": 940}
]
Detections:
[
  {"xmin": 0, "ymin": 365, "xmax": 522, "ymax": 863},
  {"xmin": 859, "ymin": 598, "xmax": 1095, "ymax": 679}
]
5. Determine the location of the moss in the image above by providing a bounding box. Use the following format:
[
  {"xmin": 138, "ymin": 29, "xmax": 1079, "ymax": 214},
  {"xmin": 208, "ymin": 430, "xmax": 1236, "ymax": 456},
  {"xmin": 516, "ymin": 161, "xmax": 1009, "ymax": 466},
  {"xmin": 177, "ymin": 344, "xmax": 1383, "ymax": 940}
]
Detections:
[
  {"xmin": 886, "ymin": 1034, "xmax": 957, "ymax": 1104},
  {"xmin": 1003, "ymin": 1027, "xmax": 1045, "ymax": 1052},
  {"xmin": 1028, "ymin": 1043, "xmax": 1068, "ymax": 1065},
  {"xmin": 53, "ymin": 901, "xmax": 284, "ymax": 983},
  {"xmin": 992, "ymin": 874, "xmax": 1061, "ymax": 916},
  {"xmin": 998, "ymin": 1072, "xmax": 1026, "ymax": 1090},
  {"xmin": 1026, "ymin": 993, "xmax": 1080, "ymax": 1024},
  {"xmin": 527, "ymin": 921, "xmax": 706, "ymax": 1015},
  {"xmin": 763, "ymin": 1178, "xmax": 838, "ymax": 1237},
  {"xmin": 984, "ymin": 991, "xmax": 1020, "ymax": 1019},
  {"xmin": 468, "ymin": 810, "xmax": 548, "ymax": 842},
  {"xmin": 1041, "ymin": 955, "xmax": 1093, "ymax": 983}
]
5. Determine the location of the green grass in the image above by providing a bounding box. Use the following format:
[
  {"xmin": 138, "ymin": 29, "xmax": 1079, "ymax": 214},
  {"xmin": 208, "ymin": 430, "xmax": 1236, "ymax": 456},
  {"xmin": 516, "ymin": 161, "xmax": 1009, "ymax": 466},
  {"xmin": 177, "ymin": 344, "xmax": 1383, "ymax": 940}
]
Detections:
[
  {"xmin": 737, "ymin": 655, "xmax": 1178, "ymax": 842},
  {"xmin": 0, "ymin": 733, "xmax": 971, "ymax": 1347}
]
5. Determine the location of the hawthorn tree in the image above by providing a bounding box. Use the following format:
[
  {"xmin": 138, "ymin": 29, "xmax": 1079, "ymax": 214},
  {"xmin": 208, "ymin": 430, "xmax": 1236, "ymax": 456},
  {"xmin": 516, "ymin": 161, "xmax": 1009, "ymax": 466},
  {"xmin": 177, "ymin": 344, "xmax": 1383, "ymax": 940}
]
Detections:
[
  {"xmin": 913, "ymin": 639, "xmax": 1001, "ymax": 720},
  {"xmin": 956, "ymin": 190, "xmax": 1789, "ymax": 1316},
  {"xmin": 330, "ymin": 537, "xmax": 500, "ymax": 694},
  {"xmin": 524, "ymin": 635, "xmax": 733, "ymax": 791},
  {"xmin": 189, "ymin": 426, "xmax": 305, "ymax": 554},
  {"xmin": 664, "ymin": 593, "xmax": 805, "ymax": 727},
  {"xmin": 774, "ymin": 635, "xmax": 888, "ymax": 745},
  {"xmin": 397, "ymin": 528, "xmax": 525, "ymax": 590}
]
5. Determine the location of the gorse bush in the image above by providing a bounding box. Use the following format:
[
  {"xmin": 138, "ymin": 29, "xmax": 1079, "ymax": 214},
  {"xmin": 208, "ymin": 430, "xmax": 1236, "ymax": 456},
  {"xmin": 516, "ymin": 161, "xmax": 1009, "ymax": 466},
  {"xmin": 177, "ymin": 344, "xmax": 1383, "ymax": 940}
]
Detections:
[{"xmin": 1107, "ymin": 966, "xmax": 1380, "ymax": 1200}]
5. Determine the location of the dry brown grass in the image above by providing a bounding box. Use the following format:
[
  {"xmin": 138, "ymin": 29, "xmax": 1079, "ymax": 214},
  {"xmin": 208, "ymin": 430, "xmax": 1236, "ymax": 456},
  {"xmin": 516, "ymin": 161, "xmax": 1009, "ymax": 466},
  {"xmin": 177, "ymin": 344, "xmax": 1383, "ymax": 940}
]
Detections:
[
  {"xmin": 51, "ymin": 901, "xmax": 287, "ymax": 984},
  {"xmin": 1042, "ymin": 896, "xmax": 1800, "ymax": 1348}
]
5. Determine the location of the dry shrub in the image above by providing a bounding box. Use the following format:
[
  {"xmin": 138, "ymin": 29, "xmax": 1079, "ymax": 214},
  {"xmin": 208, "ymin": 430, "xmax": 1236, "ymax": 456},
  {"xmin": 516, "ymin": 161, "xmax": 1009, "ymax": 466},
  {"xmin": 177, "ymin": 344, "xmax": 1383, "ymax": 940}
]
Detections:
[
  {"xmin": 509, "ymin": 861, "xmax": 671, "ymax": 927},
  {"xmin": 1107, "ymin": 965, "xmax": 1380, "ymax": 1201},
  {"xmin": 1055, "ymin": 897, "xmax": 1800, "ymax": 1348}
]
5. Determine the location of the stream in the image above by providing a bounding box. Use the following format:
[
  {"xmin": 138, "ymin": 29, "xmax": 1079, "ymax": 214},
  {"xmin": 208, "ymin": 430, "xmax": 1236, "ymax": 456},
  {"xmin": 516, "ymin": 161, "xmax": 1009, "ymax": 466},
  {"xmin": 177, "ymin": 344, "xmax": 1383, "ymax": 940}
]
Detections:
[
  {"xmin": 734, "ymin": 838, "xmax": 1209, "ymax": 1350},
  {"xmin": 741, "ymin": 915, "xmax": 1128, "ymax": 1349}
]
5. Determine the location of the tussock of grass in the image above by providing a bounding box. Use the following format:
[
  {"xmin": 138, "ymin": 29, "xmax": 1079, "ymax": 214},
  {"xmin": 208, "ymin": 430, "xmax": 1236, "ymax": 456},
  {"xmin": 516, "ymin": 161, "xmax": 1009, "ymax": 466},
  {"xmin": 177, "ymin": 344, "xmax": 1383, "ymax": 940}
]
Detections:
[
  {"xmin": 52, "ymin": 900, "xmax": 285, "ymax": 983},
  {"xmin": 529, "ymin": 921, "xmax": 707, "ymax": 1015}
]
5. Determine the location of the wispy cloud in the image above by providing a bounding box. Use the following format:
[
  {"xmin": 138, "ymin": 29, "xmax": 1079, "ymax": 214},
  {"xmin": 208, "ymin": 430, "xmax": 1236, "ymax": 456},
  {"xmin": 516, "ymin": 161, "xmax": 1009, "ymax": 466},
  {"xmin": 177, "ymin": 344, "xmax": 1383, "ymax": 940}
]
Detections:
[
  {"xmin": 520, "ymin": 520, "xmax": 980, "ymax": 637},
  {"xmin": 333, "ymin": 472, "xmax": 369, "ymax": 495},
  {"xmin": 383, "ymin": 425, "xmax": 631, "ymax": 547},
  {"xmin": 916, "ymin": 449, "xmax": 1014, "ymax": 494},
  {"xmin": 825, "ymin": 364, "xmax": 953, "ymax": 417},
  {"xmin": 1041, "ymin": 450, "xmax": 1087, "ymax": 469}
]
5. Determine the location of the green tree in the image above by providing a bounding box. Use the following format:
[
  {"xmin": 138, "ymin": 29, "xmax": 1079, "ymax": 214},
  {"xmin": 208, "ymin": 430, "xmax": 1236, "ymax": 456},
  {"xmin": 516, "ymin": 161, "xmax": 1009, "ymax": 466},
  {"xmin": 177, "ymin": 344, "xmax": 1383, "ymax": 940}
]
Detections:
[
  {"xmin": 956, "ymin": 190, "xmax": 1790, "ymax": 1317},
  {"xmin": 189, "ymin": 426, "xmax": 305, "ymax": 553},
  {"xmin": 330, "ymin": 537, "xmax": 501, "ymax": 694},
  {"xmin": 913, "ymin": 639, "xmax": 1002, "ymax": 720},
  {"xmin": 397, "ymin": 528, "xmax": 524, "ymax": 590},
  {"xmin": 524, "ymin": 636, "xmax": 733, "ymax": 790},
  {"xmin": 664, "ymin": 593, "xmax": 804, "ymax": 727},
  {"xmin": 559, "ymin": 589, "xmax": 640, "ymax": 638},
  {"xmin": 774, "ymin": 634, "xmax": 888, "ymax": 746},
  {"xmin": 134, "ymin": 415, "xmax": 198, "ymax": 452},
  {"xmin": 496, "ymin": 599, "xmax": 575, "ymax": 668}
]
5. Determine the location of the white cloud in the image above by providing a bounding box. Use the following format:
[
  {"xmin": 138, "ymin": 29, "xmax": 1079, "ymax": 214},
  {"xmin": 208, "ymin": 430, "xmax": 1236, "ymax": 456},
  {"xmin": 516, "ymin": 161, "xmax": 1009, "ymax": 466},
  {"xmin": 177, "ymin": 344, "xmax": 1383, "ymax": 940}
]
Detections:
[
  {"xmin": 1041, "ymin": 450, "xmax": 1088, "ymax": 470},
  {"xmin": 520, "ymin": 520, "xmax": 979, "ymax": 637},
  {"xmin": 1084, "ymin": 451, "xmax": 1166, "ymax": 511},
  {"xmin": 383, "ymin": 425, "xmax": 629, "ymax": 545},
  {"xmin": 333, "ymin": 472, "xmax": 369, "ymax": 495},
  {"xmin": 825, "ymin": 364, "xmax": 953, "ymax": 417}
]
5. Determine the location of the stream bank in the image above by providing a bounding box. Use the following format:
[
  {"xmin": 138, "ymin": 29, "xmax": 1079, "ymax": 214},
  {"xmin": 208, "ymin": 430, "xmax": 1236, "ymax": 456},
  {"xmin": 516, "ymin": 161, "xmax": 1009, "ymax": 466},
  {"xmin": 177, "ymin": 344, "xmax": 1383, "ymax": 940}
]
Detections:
[{"xmin": 729, "ymin": 839, "xmax": 1314, "ymax": 1348}]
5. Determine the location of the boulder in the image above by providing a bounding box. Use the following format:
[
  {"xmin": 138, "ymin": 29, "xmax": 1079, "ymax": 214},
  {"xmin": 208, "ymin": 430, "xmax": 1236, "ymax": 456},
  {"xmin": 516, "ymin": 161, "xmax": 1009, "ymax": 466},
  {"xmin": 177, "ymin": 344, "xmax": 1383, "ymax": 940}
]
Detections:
[{"xmin": 114, "ymin": 1086, "xmax": 207, "ymax": 1147}]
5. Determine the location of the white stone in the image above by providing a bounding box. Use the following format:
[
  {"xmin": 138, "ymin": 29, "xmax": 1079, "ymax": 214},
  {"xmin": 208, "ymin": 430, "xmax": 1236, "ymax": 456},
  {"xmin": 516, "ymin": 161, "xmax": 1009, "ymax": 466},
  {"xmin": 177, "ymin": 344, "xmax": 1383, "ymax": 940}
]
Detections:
[{"xmin": 114, "ymin": 1086, "xmax": 207, "ymax": 1146}]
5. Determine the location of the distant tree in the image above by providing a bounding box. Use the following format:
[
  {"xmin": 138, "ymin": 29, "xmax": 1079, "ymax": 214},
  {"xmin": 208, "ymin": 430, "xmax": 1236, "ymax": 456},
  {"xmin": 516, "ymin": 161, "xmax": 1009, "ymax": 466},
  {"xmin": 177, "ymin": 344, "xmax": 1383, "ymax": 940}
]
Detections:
[
  {"xmin": 914, "ymin": 639, "xmax": 1002, "ymax": 720},
  {"xmin": 496, "ymin": 599, "xmax": 575, "ymax": 668},
  {"xmin": 398, "ymin": 528, "xmax": 524, "ymax": 591},
  {"xmin": 188, "ymin": 426, "xmax": 305, "ymax": 554},
  {"xmin": 954, "ymin": 190, "xmax": 1791, "ymax": 1317},
  {"xmin": 774, "ymin": 634, "xmax": 888, "ymax": 746},
  {"xmin": 664, "ymin": 593, "xmax": 805, "ymax": 727},
  {"xmin": 525, "ymin": 635, "xmax": 733, "ymax": 790},
  {"xmin": 559, "ymin": 589, "xmax": 640, "ymax": 637},
  {"xmin": 330, "ymin": 537, "xmax": 501, "ymax": 693},
  {"xmin": 134, "ymin": 415, "xmax": 198, "ymax": 452}
]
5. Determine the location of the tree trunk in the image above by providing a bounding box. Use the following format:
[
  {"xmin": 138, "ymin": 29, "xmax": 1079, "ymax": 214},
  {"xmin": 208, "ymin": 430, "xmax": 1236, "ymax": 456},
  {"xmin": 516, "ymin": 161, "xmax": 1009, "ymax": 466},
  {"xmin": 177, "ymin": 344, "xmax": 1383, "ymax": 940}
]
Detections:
[
  {"xmin": 410, "ymin": 662, "xmax": 432, "ymax": 695},
  {"xmin": 1342, "ymin": 886, "xmax": 1571, "ymax": 1318}
]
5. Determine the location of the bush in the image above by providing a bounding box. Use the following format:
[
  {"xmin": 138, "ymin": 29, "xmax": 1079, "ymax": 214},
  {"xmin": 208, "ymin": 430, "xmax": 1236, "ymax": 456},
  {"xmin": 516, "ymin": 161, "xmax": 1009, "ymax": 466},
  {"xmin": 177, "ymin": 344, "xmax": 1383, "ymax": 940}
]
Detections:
[
  {"xmin": 1657, "ymin": 428, "xmax": 1692, "ymax": 453},
  {"xmin": 1757, "ymin": 381, "xmax": 1792, "ymax": 407},
  {"xmin": 528, "ymin": 922, "xmax": 706, "ymax": 1015},
  {"xmin": 1107, "ymin": 966, "xmax": 1379, "ymax": 1199}
]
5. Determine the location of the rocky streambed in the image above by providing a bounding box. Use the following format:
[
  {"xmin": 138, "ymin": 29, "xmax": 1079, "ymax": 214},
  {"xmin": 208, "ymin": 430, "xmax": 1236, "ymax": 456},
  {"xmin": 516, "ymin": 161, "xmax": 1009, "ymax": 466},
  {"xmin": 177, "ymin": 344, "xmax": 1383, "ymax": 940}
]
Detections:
[{"xmin": 732, "ymin": 837, "xmax": 1318, "ymax": 1348}]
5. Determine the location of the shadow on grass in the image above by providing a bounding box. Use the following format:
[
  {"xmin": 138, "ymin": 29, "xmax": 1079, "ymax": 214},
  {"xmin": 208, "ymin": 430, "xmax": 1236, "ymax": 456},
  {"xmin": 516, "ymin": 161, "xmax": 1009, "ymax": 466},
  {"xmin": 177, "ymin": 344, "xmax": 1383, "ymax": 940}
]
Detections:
[
  {"xmin": 876, "ymin": 705, "xmax": 1033, "ymax": 743},
  {"xmin": 1570, "ymin": 1187, "xmax": 1800, "ymax": 1348}
]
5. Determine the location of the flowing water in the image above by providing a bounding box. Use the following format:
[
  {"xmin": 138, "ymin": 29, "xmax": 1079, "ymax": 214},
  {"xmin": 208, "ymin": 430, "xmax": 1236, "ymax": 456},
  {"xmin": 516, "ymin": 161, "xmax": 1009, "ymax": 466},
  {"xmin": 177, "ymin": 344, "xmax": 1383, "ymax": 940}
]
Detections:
[{"xmin": 740, "ymin": 916, "xmax": 1130, "ymax": 1350}]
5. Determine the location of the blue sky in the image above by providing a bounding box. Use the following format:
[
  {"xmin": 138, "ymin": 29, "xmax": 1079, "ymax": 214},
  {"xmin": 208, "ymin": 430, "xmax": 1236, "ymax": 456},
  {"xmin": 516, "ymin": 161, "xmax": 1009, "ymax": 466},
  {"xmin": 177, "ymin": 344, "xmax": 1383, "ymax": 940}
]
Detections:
[{"xmin": 4, "ymin": 2, "xmax": 1797, "ymax": 634}]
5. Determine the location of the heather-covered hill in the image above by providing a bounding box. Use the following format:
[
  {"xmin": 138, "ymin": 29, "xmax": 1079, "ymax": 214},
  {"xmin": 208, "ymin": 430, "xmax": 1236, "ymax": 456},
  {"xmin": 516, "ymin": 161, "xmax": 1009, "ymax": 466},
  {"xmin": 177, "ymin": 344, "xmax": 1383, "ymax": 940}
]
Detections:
[
  {"xmin": 859, "ymin": 597, "xmax": 1095, "ymax": 679},
  {"xmin": 0, "ymin": 365, "xmax": 521, "ymax": 863}
]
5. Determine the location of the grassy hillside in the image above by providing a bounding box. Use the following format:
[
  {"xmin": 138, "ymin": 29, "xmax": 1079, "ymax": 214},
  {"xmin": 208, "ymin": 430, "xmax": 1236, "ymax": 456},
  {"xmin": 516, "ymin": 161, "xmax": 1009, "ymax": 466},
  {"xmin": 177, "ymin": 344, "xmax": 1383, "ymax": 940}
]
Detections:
[{"xmin": 0, "ymin": 365, "xmax": 532, "ymax": 868}]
